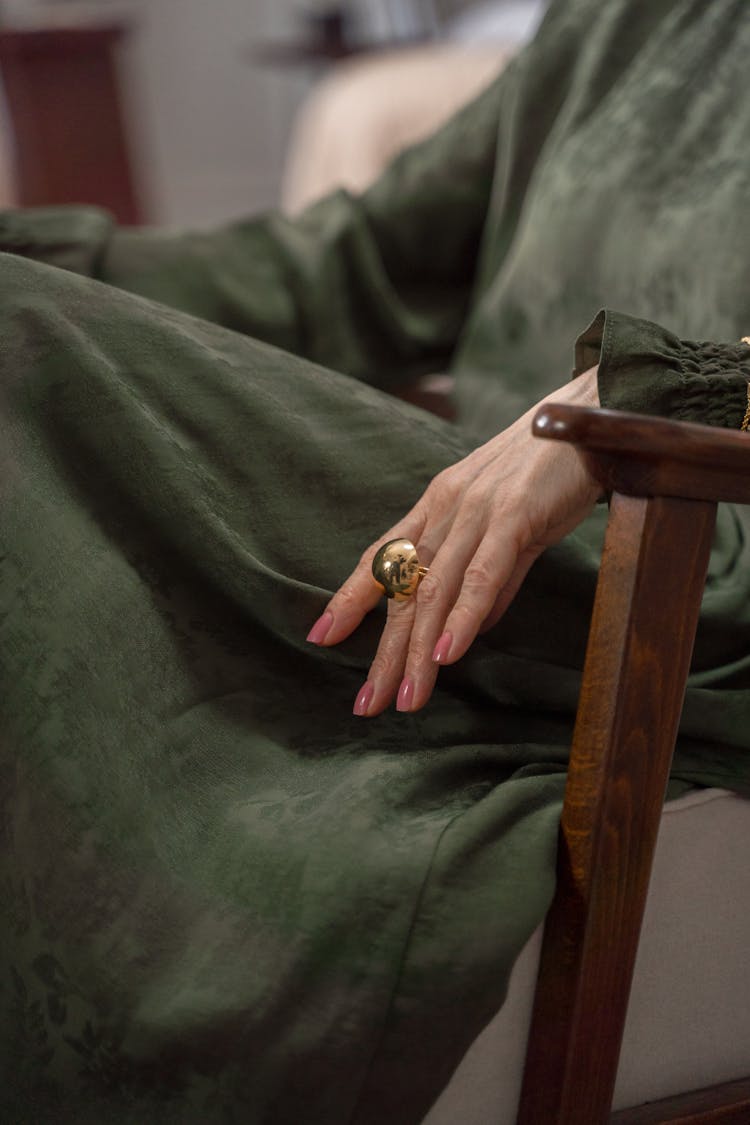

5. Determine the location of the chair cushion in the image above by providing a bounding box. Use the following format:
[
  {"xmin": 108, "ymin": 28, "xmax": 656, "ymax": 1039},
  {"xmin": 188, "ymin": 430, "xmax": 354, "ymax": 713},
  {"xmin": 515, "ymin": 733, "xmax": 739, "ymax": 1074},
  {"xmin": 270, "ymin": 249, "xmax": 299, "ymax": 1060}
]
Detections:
[{"xmin": 423, "ymin": 788, "xmax": 750, "ymax": 1123}]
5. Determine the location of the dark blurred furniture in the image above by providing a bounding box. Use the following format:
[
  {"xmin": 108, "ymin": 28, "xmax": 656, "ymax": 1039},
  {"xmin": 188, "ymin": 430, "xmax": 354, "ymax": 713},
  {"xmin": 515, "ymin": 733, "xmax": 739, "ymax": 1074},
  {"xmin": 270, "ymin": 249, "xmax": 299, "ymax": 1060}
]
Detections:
[
  {"xmin": 247, "ymin": 5, "xmax": 431, "ymax": 68},
  {"xmin": 249, "ymin": 9, "xmax": 357, "ymax": 64},
  {"xmin": 0, "ymin": 24, "xmax": 142, "ymax": 223},
  {"xmin": 518, "ymin": 405, "xmax": 750, "ymax": 1124}
]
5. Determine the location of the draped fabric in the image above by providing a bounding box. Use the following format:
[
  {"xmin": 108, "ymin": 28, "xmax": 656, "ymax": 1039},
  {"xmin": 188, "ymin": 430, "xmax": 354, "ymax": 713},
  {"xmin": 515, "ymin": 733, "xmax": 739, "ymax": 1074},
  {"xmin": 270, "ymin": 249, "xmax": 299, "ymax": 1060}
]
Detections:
[{"xmin": 2, "ymin": 1, "xmax": 750, "ymax": 1121}]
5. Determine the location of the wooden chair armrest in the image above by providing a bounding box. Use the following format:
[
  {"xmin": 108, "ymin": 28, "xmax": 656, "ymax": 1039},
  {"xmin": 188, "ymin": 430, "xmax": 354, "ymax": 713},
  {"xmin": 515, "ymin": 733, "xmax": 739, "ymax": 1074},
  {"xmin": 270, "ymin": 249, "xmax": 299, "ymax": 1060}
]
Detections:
[
  {"xmin": 532, "ymin": 403, "xmax": 750, "ymax": 505},
  {"xmin": 517, "ymin": 404, "xmax": 750, "ymax": 1124}
]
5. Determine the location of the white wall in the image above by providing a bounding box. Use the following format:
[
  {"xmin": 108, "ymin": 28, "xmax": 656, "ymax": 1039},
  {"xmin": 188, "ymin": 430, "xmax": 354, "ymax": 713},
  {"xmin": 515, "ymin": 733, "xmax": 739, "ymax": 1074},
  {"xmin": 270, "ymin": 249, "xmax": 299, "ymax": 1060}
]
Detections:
[
  {"xmin": 0, "ymin": 0, "xmax": 314, "ymax": 226},
  {"xmin": 119, "ymin": 0, "xmax": 314, "ymax": 226},
  {"xmin": 0, "ymin": 2, "xmax": 544, "ymax": 226}
]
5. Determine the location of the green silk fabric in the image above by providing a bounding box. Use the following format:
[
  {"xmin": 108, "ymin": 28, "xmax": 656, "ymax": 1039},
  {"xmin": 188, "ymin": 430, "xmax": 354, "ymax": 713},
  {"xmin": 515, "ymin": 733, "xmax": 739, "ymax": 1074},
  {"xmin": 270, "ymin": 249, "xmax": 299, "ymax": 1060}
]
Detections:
[{"xmin": 2, "ymin": 0, "xmax": 750, "ymax": 1121}]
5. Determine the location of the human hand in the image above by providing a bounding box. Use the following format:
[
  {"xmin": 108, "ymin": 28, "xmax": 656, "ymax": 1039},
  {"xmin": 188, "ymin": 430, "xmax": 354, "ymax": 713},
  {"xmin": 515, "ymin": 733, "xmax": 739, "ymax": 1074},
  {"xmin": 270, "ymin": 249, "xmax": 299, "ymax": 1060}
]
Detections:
[{"xmin": 307, "ymin": 367, "xmax": 602, "ymax": 716}]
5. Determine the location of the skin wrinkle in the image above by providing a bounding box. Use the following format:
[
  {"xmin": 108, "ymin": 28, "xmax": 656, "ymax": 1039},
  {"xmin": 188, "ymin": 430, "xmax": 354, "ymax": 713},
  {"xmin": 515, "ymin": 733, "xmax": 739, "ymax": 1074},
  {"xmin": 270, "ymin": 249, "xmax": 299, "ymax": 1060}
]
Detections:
[{"xmin": 324, "ymin": 365, "xmax": 601, "ymax": 717}]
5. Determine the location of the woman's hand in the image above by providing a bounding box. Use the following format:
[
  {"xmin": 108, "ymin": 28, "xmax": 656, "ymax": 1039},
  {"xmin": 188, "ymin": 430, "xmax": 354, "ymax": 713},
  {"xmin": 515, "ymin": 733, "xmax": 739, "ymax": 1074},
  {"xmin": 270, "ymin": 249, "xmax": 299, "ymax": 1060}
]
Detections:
[{"xmin": 307, "ymin": 367, "xmax": 602, "ymax": 716}]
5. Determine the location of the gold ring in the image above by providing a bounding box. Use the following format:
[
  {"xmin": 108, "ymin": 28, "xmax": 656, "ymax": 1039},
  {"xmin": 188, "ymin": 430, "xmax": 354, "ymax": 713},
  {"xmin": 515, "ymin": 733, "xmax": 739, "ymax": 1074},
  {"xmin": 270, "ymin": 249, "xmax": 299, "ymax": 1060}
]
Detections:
[{"xmin": 372, "ymin": 538, "xmax": 429, "ymax": 601}]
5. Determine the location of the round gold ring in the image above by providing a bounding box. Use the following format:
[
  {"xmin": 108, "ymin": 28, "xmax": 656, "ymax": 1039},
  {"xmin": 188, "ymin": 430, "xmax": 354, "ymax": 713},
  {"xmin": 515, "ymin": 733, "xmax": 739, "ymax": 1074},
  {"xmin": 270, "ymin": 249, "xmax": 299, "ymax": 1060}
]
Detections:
[{"xmin": 372, "ymin": 538, "xmax": 429, "ymax": 601}]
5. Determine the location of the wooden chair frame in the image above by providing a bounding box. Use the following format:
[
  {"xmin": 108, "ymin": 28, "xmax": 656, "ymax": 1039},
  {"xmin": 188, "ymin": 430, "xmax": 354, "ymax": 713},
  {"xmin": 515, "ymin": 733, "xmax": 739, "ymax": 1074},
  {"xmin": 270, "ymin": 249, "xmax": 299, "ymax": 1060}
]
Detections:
[{"xmin": 516, "ymin": 404, "xmax": 750, "ymax": 1125}]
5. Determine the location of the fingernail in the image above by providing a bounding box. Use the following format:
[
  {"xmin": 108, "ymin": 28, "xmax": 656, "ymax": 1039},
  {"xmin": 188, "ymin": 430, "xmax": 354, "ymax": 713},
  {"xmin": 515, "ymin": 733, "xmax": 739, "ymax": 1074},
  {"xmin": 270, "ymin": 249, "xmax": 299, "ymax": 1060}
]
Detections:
[
  {"xmin": 306, "ymin": 611, "xmax": 333, "ymax": 645},
  {"xmin": 396, "ymin": 677, "xmax": 414, "ymax": 713},
  {"xmin": 432, "ymin": 631, "xmax": 453, "ymax": 663},
  {"xmin": 353, "ymin": 681, "xmax": 374, "ymax": 717}
]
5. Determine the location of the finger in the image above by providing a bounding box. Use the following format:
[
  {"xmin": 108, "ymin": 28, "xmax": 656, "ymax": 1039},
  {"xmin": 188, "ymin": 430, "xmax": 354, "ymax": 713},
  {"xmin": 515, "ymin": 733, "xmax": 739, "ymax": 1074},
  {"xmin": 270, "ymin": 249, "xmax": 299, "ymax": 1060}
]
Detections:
[
  {"xmin": 356, "ymin": 596, "xmax": 418, "ymax": 717},
  {"xmin": 351, "ymin": 518, "xmax": 457, "ymax": 716},
  {"xmin": 308, "ymin": 512, "xmax": 425, "ymax": 647},
  {"xmin": 350, "ymin": 506, "xmax": 465, "ymax": 715},
  {"xmin": 397, "ymin": 515, "xmax": 488, "ymax": 712},
  {"xmin": 434, "ymin": 521, "xmax": 528, "ymax": 666},
  {"xmin": 328, "ymin": 455, "xmax": 483, "ymax": 654},
  {"xmin": 478, "ymin": 545, "xmax": 543, "ymax": 634}
]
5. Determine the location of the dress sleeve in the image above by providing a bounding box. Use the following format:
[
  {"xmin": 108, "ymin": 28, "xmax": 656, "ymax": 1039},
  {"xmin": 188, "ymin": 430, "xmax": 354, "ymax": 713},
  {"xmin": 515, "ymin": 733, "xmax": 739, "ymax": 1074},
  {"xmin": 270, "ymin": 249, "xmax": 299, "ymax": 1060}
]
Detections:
[
  {"xmin": 0, "ymin": 67, "xmax": 512, "ymax": 391},
  {"xmin": 574, "ymin": 309, "xmax": 750, "ymax": 430}
]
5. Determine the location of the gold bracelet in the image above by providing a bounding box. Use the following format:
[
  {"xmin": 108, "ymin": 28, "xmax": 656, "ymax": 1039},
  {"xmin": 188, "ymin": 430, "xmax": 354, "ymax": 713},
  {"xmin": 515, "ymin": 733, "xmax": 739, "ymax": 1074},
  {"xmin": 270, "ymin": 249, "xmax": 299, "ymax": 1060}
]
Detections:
[{"xmin": 741, "ymin": 339, "xmax": 750, "ymax": 431}]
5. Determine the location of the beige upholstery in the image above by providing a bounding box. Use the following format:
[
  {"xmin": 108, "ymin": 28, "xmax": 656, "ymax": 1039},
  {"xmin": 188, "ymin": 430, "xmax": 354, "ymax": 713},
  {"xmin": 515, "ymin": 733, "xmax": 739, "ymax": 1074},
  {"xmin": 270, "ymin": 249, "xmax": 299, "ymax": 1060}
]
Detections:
[
  {"xmin": 423, "ymin": 788, "xmax": 750, "ymax": 1123},
  {"xmin": 282, "ymin": 44, "xmax": 513, "ymax": 214}
]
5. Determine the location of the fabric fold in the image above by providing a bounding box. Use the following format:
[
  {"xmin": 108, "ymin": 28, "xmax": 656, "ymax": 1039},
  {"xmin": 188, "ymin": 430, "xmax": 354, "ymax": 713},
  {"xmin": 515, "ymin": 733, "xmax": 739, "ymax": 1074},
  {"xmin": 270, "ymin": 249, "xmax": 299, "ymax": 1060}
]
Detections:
[{"xmin": 576, "ymin": 308, "xmax": 750, "ymax": 429}]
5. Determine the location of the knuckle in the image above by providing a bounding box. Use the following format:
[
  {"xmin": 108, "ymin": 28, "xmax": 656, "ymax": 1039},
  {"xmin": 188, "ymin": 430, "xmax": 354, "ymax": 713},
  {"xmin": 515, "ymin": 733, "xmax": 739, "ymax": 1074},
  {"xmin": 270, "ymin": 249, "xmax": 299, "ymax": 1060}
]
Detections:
[
  {"xmin": 425, "ymin": 467, "xmax": 447, "ymax": 493},
  {"xmin": 415, "ymin": 572, "xmax": 444, "ymax": 608},
  {"xmin": 462, "ymin": 558, "xmax": 497, "ymax": 591},
  {"xmin": 335, "ymin": 581, "xmax": 362, "ymax": 610},
  {"xmin": 358, "ymin": 545, "xmax": 378, "ymax": 571},
  {"xmin": 371, "ymin": 629, "xmax": 410, "ymax": 679},
  {"xmin": 462, "ymin": 477, "xmax": 484, "ymax": 502},
  {"xmin": 464, "ymin": 479, "xmax": 491, "ymax": 508},
  {"xmin": 505, "ymin": 509, "xmax": 534, "ymax": 549},
  {"xmin": 387, "ymin": 597, "xmax": 416, "ymax": 621},
  {"xmin": 370, "ymin": 649, "xmax": 400, "ymax": 681},
  {"xmin": 406, "ymin": 635, "xmax": 432, "ymax": 666},
  {"xmin": 451, "ymin": 600, "xmax": 481, "ymax": 627},
  {"xmin": 427, "ymin": 468, "xmax": 458, "ymax": 505},
  {"xmin": 335, "ymin": 580, "xmax": 359, "ymax": 607}
]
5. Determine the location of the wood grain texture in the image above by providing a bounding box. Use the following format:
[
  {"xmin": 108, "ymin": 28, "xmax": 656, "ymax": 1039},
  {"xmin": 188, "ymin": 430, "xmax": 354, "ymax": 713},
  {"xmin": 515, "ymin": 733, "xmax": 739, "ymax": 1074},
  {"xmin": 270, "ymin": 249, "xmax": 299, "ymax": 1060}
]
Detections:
[
  {"xmin": 610, "ymin": 1077, "xmax": 750, "ymax": 1124},
  {"xmin": 517, "ymin": 486, "xmax": 717, "ymax": 1123},
  {"xmin": 517, "ymin": 405, "xmax": 750, "ymax": 1124},
  {"xmin": 533, "ymin": 404, "xmax": 750, "ymax": 504}
]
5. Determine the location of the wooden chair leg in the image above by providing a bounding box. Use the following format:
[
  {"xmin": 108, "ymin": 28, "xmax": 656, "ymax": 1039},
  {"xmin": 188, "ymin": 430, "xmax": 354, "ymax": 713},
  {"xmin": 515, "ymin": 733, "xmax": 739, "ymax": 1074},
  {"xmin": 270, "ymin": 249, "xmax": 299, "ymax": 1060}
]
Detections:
[
  {"xmin": 516, "ymin": 491, "xmax": 717, "ymax": 1125},
  {"xmin": 610, "ymin": 1076, "xmax": 750, "ymax": 1124}
]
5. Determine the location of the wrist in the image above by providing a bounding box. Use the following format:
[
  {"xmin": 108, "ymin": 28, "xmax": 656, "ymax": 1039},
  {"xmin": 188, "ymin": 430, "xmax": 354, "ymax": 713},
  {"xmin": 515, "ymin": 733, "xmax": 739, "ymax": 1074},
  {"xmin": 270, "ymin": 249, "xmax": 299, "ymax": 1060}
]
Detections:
[
  {"xmin": 543, "ymin": 364, "xmax": 600, "ymax": 411},
  {"xmin": 568, "ymin": 364, "xmax": 600, "ymax": 408}
]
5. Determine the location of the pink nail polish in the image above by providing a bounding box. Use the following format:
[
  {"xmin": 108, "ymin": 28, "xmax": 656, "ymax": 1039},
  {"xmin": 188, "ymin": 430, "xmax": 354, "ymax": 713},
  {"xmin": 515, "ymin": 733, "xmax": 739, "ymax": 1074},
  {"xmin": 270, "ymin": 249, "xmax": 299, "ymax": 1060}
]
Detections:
[
  {"xmin": 306, "ymin": 611, "xmax": 333, "ymax": 645},
  {"xmin": 432, "ymin": 631, "xmax": 453, "ymax": 663},
  {"xmin": 353, "ymin": 681, "xmax": 374, "ymax": 717},
  {"xmin": 396, "ymin": 677, "xmax": 414, "ymax": 713}
]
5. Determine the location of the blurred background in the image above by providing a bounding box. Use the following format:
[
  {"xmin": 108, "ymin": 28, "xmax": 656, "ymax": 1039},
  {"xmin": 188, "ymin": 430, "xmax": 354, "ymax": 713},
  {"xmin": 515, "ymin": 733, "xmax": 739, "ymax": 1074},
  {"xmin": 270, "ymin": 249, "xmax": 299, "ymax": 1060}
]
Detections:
[{"xmin": 0, "ymin": 0, "xmax": 547, "ymax": 227}]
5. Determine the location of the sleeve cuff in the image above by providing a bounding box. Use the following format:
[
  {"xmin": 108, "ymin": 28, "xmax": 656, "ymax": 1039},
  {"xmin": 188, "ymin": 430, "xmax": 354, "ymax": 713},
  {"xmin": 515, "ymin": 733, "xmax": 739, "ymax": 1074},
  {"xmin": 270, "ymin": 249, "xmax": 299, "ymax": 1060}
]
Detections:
[
  {"xmin": 574, "ymin": 308, "xmax": 750, "ymax": 430},
  {"xmin": 0, "ymin": 206, "xmax": 114, "ymax": 279}
]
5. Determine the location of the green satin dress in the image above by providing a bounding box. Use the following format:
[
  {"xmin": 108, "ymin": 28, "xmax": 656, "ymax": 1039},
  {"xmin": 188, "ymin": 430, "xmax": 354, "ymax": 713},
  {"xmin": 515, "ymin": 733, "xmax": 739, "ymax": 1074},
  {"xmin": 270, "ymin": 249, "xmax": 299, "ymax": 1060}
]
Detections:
[{"xmin": 2, "ymin": 0, "xmax": 749, "ymax": 1121}]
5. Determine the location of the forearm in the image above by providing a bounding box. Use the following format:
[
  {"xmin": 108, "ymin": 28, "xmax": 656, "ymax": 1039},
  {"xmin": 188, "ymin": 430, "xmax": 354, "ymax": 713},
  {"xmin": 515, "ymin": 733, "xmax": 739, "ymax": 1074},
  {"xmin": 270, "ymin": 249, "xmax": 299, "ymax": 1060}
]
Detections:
[{"xmin": 0, "ymin": 70, "xmax": 506, "ymax": 390}]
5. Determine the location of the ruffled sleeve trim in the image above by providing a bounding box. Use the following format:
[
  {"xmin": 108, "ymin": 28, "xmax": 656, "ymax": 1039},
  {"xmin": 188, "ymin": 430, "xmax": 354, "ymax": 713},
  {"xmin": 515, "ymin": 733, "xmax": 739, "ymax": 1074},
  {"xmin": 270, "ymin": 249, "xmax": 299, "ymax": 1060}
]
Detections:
[{"xmin": 574, "ymin": 308, "xmax": 750, "ymax": 430}]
